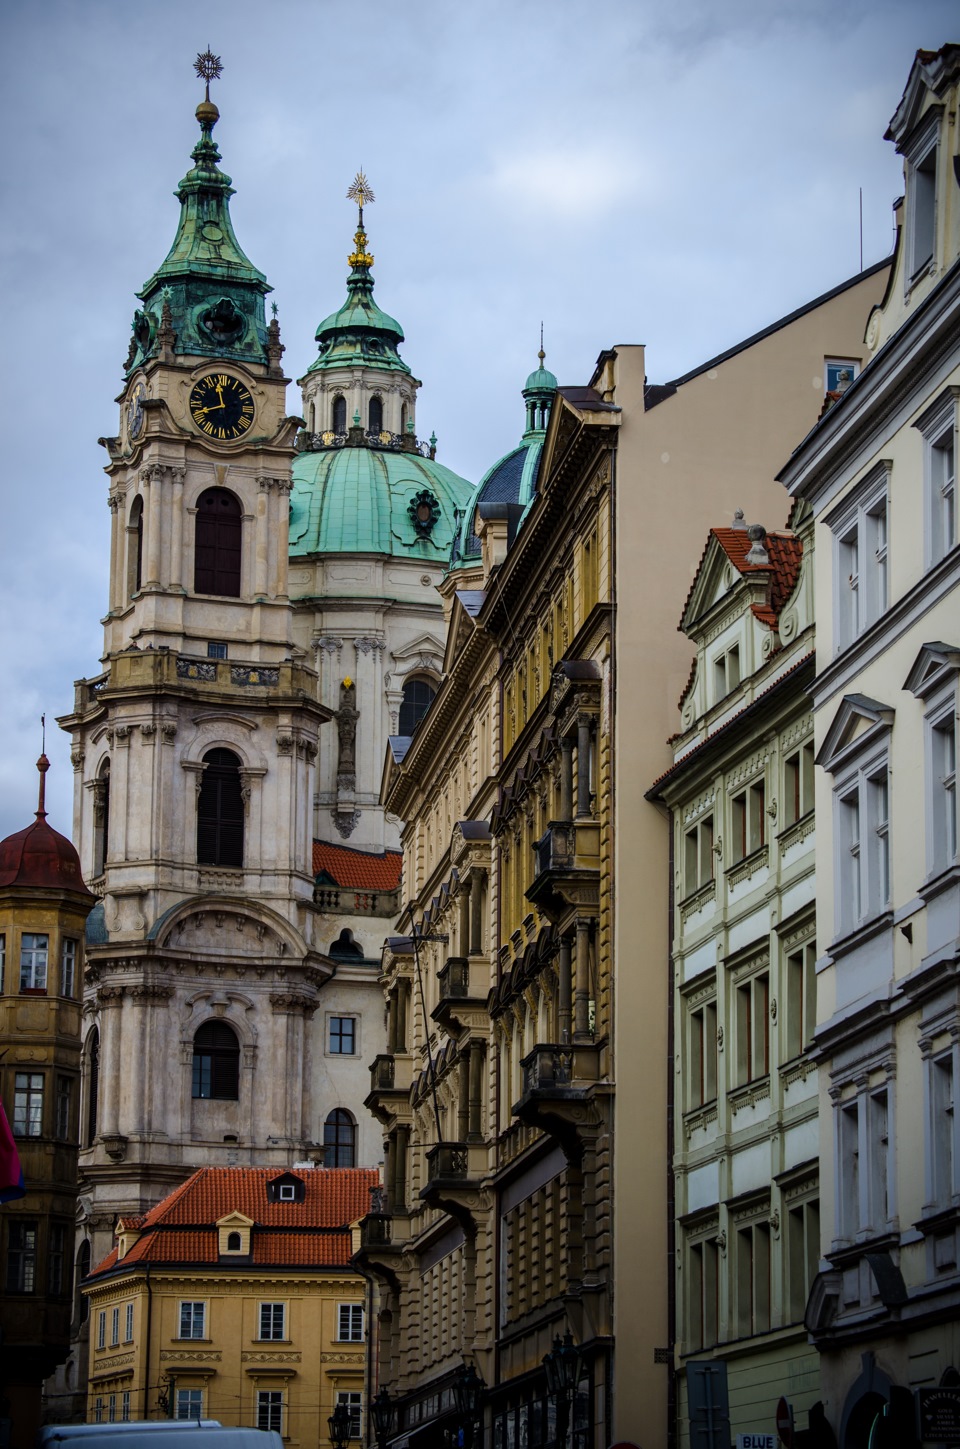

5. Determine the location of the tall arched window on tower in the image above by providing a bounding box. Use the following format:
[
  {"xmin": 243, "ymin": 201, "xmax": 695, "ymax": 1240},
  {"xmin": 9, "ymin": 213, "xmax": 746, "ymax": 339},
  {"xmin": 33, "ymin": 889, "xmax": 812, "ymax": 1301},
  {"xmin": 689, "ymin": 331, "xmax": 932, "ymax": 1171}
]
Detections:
[
  {"xmin": 368, "ymin": 396, "xmax": 383, "ymax": 434},
  {"xmin": 192, "ymin": 1021, "xmax": 240, "ymax": 1099},
  {"xmin": 196, "ymin": 748, "xmax": 245, "ymax": 867},
  {"xmin": 75, "ymin": 1240, "xmax": 91, "ymax": 1324},
  {"xmin": 400, "ymin": 402, "xmax": 408, "ymax": 435},
  {"xmin": 399, "ymin": 678, "xmax": 437, "ymax": 735},
  {"xmin": 127, "ymin": 496, "xmax": 144, "ymax": 598},
  {"xmin": 85, "ymin": 1028, "xmax": 99, "ymax": 1148},
  {"xmin": 194, "ymin": 489, "xmax": 241, "ymax": 597},
  {"xmin": 93, "ymin": 761, "xmax": 110, "ymax": 879},
  {"xmin": 332, "ymin": 395, "xmax": 347, "ymax": 434},
  {"xmin": 324, "ymin": 1109, "xmax": 356, "ymax": 1167}
]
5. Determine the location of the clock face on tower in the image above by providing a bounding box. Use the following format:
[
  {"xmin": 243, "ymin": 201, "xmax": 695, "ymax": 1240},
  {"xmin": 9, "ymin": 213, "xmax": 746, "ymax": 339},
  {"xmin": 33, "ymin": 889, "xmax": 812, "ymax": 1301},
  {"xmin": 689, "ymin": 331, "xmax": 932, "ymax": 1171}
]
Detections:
[
  {"xmin": 126, "ymin": 380, "xmax": 147, "ymax": 441},
  {"xmin": 189, "ymin": 373, "xmax": 255, "ymax": 441}
]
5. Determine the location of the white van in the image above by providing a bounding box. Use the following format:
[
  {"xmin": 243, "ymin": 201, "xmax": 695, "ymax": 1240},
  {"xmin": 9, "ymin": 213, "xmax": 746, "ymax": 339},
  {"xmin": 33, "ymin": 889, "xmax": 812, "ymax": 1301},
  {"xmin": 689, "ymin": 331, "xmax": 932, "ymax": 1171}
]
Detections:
[{"xmin": 36, "ymin": 1424, "xmax": 282, "ymax": 1448}]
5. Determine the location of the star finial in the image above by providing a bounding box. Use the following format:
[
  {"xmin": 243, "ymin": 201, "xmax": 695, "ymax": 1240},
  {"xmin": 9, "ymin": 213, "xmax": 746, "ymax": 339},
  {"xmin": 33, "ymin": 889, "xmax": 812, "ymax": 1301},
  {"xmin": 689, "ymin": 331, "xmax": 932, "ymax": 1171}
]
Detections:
[
  {"xmin": 194, "ymin": 47, "xmax": 223, "ymax": 102},
  {"xmin": 346, "ymin": 171, "xmax": 375, "ymax": 269}
]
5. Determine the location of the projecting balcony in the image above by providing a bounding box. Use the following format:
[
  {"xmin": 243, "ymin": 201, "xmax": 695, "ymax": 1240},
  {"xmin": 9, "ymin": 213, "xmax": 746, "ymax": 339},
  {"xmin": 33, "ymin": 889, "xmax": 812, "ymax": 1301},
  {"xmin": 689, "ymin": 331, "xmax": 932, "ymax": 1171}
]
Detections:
[
  {"xmin": 431, "ymin": 957, "xmax": 489, "ymax": 1038},
  {"xmin": 525, "ymin": 820, "xmax": 601, "ymax": 923},
  {"xmin": 365, "ymin": 1054, "xmax": 413, "ymax": 1124},
  {"xmin": 513, "ymin": 1042, "xmax": 606, "ymax": 1156},
  {"xmin": 420, "ymin": 1141, "xmax": 488, "ymax": 1231},
  {"xmin": 352, "ymin": 1211, "xmax": 406, "ymax": 1290},
  {"xmin": 438, "ymin": 957, "xmax": 470, "ymax": 1000}
]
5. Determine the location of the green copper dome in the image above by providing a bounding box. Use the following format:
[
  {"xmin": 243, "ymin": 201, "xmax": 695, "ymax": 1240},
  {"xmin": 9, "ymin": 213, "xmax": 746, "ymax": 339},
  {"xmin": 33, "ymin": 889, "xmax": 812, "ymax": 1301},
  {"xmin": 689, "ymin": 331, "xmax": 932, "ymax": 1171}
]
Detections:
[
  {"xmin": 123, "ymin": 97, "xmax": 272, "ymax": 375},
  {"xmin": 524, "ymin": 361, "xmax": 558, "ymax": 392},
  {"xmin": 306, "ymin": 211, "xmax": 411, "ymax": 378},
  {"xmin": 290, "ymin": 444, "xmax": 473, "ymax": 559}
]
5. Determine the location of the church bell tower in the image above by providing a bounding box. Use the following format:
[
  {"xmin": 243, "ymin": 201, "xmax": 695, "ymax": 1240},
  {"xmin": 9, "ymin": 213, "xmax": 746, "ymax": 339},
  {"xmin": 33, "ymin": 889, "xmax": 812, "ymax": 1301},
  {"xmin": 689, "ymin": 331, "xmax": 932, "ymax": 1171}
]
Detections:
[{"xmin": 58, "ymin": 54, "xmax": 334, "ymax": 1267}]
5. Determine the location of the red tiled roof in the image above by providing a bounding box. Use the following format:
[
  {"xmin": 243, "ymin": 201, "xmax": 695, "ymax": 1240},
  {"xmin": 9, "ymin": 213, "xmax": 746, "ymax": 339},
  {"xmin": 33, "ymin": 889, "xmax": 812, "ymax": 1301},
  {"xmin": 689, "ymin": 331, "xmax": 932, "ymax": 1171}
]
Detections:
[
  {"xmin": 680, "ymin": 528, "xmax": 802, "ymax": 642},
  {"xmin": 88, "ymin": 1167, "xmax": 379, "ymax": 1278},
  {"xmin": 312, "ymin": 839, "xmax": 402, "ymax": 891}
]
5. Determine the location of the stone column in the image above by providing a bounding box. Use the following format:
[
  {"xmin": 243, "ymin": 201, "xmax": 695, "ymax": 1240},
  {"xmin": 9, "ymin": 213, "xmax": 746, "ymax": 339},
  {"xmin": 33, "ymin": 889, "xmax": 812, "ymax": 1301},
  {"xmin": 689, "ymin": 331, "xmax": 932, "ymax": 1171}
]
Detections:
[
  {"xmin": 107, "ymin": 494, "xmax": 122, "ymax": 613},
  {"xmin": 169, "ymin": 467, "xmax": 185, "ymax": 590},
  {"xmin": 274, "ymin": 482, "xmax": 291, "ymax": 599},
  {"xmin": 457, "ymin": 1054, "xmax": 470, "ymax": 1142},
  {"xmin": 458, "ymin": 887, "xmax": 470, "ymax": 958},
  {"xmin": 469, "ymin": 872, "xmax": 484, "ymax": 956},
  {"xmin": 560, "ymin": 739, "xmax": 574, "ymax": 821},
  {"xmin": 558, "ymin": 936, "xmax": 573, "ymax": 1045},
  {"xmin": 254, "ymin": 476, "xmax": 269, "ymax": 598},
  {"xmin": 574, "ymin": 918, "xmax": 591, "ymax": 1041},
  {"xmin": 97, "ymin": 987, "xmax": 125, "ymax": 1138},
  {"xmin": 576, "ymin": 714, "xmax": 592, "ymax": 818}
]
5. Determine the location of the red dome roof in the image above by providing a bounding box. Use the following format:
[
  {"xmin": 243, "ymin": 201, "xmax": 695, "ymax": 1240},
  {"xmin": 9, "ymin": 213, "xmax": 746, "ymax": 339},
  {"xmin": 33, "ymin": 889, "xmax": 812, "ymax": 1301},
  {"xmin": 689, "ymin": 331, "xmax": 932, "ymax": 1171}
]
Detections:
[{"xmin": 0, "ymin": 755, "xmax": 93, "ymax": 897}]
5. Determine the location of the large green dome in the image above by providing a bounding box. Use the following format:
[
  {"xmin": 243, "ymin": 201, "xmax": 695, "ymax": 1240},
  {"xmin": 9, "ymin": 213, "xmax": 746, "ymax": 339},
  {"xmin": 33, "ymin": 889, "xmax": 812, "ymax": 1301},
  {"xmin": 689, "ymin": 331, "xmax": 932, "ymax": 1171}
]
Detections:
[{"xmin": 290, "ymin": 444, "xmax": 473, "ymax": 560}]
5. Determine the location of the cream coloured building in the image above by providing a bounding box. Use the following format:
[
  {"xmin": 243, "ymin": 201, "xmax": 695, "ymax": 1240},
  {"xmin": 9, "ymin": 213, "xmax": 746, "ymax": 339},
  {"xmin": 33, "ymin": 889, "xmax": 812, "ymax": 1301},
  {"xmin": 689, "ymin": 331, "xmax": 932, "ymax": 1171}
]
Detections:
[
  {"xmin": 777, "ymin": 44, "xmax": 960, "ymax": 1447},
  {"xmin": 649, "ymin": 506, "xmax": 822, "ymax": 1444}
]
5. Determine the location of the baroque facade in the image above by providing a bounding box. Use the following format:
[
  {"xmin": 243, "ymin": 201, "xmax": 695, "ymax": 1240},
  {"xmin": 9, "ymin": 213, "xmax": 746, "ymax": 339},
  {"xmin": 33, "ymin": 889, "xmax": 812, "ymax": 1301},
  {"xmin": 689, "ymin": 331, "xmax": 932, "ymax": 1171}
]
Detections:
[
  {"xmin": 778, "ymin": 44, "xmax": 960, "ymax": 1449},
  {"xmin": 649, "ymin": 508, "xmax": 822, "ymax": 1445}
]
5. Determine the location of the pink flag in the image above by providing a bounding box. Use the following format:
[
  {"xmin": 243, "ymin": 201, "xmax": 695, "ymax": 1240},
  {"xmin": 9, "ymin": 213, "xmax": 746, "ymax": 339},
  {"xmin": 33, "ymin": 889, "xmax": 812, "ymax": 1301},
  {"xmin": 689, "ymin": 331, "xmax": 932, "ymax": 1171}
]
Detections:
[{"xmin": 0, "ymin": 1100, "xmax": 25, "ymax": 1202}]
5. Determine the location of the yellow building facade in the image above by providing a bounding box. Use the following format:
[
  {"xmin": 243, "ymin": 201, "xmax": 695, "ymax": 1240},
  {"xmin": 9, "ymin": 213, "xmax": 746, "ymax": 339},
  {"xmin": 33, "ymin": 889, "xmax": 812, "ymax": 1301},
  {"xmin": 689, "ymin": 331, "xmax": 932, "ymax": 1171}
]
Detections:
[{"xmin": 83, "ymin": 1165, "xmax": 378, "ymax": 1443}]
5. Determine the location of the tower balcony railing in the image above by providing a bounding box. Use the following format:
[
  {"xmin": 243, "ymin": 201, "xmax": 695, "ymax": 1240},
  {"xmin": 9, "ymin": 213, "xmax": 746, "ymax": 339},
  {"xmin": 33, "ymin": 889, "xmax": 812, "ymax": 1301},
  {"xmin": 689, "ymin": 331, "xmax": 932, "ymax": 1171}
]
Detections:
[
  {"xmin": 314, "ymin": 885, "xmax": 401, "ymax": 918},
  {"xmin": 359, "ymin": 1212, "xmax": 392, "ymax": 1250},
  {"xmin": 74, "ymin": 652, "xmax": 318, "ymax": 707},
  {"xmin": 297, "ymin": 427, "xmax": 436, "ymax": 459}
]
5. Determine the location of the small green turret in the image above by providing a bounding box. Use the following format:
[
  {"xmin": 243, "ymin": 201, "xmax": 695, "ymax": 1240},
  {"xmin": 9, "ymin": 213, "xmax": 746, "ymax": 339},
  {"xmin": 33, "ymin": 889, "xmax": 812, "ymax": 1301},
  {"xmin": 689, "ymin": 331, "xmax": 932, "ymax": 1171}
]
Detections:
[{"xmin": 123, "ymin": 51, "xmax": 272, "ymax": 376}]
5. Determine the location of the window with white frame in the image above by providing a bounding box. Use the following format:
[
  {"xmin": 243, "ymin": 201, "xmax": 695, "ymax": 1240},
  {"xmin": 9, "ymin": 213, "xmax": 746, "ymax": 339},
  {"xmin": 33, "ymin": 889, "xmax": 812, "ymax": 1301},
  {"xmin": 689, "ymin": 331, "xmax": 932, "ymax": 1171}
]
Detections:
[
  {"xmin": 905, "ymin": 111, "xmax": 938, "ymax": 282},
  {"xmin": 19, "ymin": 933, "xmax": 49, "ymax": 992},
  {"xmin": 835, "ymin": 1082, "xmax": 892, "ymax": 1242},
  {"xmin": 836, "ymin": 755, "xmax": 890, "ymax": 936},
  {"xmin": 825, "ymin": 358, "xmax": 859, "ymax": 395},
  {"xmin": 94, "ymin": 1398, "xmax": 103, "ymax": 1424},
  {"xmin": 111, "ymin": 1305, "xmax": 120, "ymax": 1345},
  {"xmin": 97, "ymin": 1310, "xmax": 106, "ymax": 1349},
  {"xmin": 917, "ymin": 392, "xmax": 957, "ymax": 567},
  {"xmin": 13, "ymin": 1072, "xmax": 44, "ymax": 1137},
  {"xmin": 337, "ymin": 1302, "xmax": 364, "ymax": 1341},
  {"xmin": 108, "ymin": 1394, "xmax": 116, "ymax": 1423},
  {"xmin": 829, "ymin": 467, "xmax": 889, "ymax": 653},
  {"xmin": 178, "ymin": 1301, "xmax": 206, "ymax": 1339},
  {"xmin": 928, "ymin": 1049, "xmax": 955, "ymax": 1208},
  {"xmin": 61, "ymin": 938, "xmax": 78, "ymax": 998},
  {"xmin": 259, "ymin": 1302, "xmax": 286, "ymax": 1340},
  {"xmin": 257, "ymin": 1391, "xmax": 283, "ymax": 1434},
  {"xmin": 929, "ymin": 701, "xmax": 957, "ymax": 873},
  {"xmin": 121, "ymin": 1392, "xmax": 131, "ymax": 1422},
  {"xmin": 713, "ymin": 644, "xmax": 741, "ymax": 703},
  {"xmin": 125, "ymin": 1301, "xmax": 134, "ymax": 1342},
  {"xmin": 176, "ymin": 1389, "xmax": 203, "ymax": 1421},
  {"xmin": 683, "ymin": 813, "xmax": 715, "ymax": 896},
  {"xmin": 336, "ymin": 1391, "xmax": 363, "ymax": 1439},
  {"xmin": 730, "ymin": 778, "xmax": 766, "ymax": 862},
  {"xmin": 784, "ymin": 940, "xmax": 817, "ymax": 1062}
]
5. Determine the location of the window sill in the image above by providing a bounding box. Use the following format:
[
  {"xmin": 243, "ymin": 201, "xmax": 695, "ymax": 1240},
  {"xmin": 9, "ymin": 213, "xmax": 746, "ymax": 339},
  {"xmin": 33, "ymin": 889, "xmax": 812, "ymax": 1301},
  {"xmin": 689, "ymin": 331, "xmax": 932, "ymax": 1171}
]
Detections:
[
  {"xmin": 679, "ymin": 879, "xmax": 716, "ymax": 917},
  {"xmin": 919, "ymin": 861, "xmax": 960, "ymax": 904},
  {"xmin": 725, "ymin": 844, "xmax": 769, "ymax": 888},
  {"xmin": 19, "ymin": 987, "xmax": 48, "ymax": 996},
  {"xmin": 828, "ymin": 910, "xmax": 894, "ymax": 961},
  {"xmin": 776, "ymin": 811, "xmax": 815, "ymax": 852},
  {"xmin": 728, "ymin": 1076, "xmax": 771, "ymax": 1112}
]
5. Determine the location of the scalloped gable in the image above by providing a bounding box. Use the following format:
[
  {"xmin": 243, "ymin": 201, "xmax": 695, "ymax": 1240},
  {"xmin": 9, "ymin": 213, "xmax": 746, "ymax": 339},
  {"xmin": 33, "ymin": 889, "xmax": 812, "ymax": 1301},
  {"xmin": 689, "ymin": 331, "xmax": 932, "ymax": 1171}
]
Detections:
[{"xmin": 816, "ymin": 694, "xmax": 895, "ymax": 774}]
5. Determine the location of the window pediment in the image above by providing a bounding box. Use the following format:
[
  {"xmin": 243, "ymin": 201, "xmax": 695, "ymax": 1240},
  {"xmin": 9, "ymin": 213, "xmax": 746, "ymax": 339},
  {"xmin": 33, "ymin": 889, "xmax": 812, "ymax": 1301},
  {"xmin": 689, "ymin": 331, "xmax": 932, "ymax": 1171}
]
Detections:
[
  {"xmin": 903, "ymin": 641, "xmax": 960, "ymax": 699},
  {"xmin": 817, "ymin": 693, "xmax": 894, "ymax": 774}
]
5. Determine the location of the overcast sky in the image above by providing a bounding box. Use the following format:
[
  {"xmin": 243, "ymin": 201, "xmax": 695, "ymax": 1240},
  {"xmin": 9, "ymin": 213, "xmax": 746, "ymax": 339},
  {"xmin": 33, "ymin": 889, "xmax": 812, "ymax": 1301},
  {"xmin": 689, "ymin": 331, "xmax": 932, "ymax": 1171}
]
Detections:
[{"xmin": 0, "ymin": 0, "xmax": 954, "ymax": 842}]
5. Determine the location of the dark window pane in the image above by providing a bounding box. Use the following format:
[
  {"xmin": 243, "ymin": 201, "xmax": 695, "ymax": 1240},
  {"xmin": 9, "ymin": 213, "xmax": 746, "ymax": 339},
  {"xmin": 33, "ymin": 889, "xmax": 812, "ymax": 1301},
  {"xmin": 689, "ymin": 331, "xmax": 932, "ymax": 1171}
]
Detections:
[
  {"xmin": 194, "ymin": 489, "xmax": 241, "ymax": 597},
  {"xmin": 192, "ymin": 1020, "xmax": 240, "ymax": 1100},
  {"xmin": 197, "ymin": 749, "xmax": 244, "ymax": 868},
  {"xmin": 333, "ymin": 396, "xmax": 347, "ymax": 434},
  {"xmin": 399, "ymin": 679, "xmax": 436, "ymax": 736},
  {"xmin": 369, "ymin": 396, "xmax": 383, "ymax": 433},
  {"xmin": 323, "ymin": 1110, "xmax": 356, "ymax": 1168}
]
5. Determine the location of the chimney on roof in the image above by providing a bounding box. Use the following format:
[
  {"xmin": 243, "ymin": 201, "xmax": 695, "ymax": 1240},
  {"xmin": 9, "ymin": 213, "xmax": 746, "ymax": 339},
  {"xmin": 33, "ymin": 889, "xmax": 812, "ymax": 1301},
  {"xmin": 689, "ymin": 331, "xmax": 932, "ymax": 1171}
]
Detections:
[{"xmin": 745, "ymin": 523, "xmax": 769, "ymax": 565}]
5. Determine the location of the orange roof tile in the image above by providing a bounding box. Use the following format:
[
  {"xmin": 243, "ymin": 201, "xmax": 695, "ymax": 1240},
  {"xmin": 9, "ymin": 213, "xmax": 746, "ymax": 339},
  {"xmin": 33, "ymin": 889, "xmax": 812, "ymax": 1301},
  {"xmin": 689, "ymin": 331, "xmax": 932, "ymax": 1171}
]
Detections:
[
  {"xmin": 312, "ymin": 840, "xmax": 402, "ymax": 891},
  {"xmin": 88, "ymin": 1166, "xmax": 379, "ymax": 1279}
]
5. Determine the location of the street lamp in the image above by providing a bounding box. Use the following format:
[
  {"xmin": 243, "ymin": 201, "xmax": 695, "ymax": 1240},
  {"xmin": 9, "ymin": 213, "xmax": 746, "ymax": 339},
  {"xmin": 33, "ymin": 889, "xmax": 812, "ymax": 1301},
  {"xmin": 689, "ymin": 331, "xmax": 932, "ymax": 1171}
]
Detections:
[
  {"xmin": 452, "ymin": 1364, "xmax": 485, "ymax": 1449},
  {"xmin": 371, "ymin": 1388, "xmax": 395, "ymax": 1449},
  {"xmin": 542, "ymin": 1331, "xmax": 582, "ymax": 1449},
  {"xmin": 329, "ymin": 1400, "xmax": 353, "ymax": 1449}
]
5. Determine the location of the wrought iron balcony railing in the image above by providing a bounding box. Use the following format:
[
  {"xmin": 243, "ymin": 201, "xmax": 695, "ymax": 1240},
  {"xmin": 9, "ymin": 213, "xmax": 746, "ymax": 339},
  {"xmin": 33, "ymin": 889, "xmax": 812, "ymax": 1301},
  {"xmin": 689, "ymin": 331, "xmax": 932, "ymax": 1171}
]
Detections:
[
  {"xmin": 522, "ymin": 1045, "xmax": 575, "ymax": 1094},
  {"xmin": 438, "ymin": 957, "xmax": 470, "ymax": 1000}
]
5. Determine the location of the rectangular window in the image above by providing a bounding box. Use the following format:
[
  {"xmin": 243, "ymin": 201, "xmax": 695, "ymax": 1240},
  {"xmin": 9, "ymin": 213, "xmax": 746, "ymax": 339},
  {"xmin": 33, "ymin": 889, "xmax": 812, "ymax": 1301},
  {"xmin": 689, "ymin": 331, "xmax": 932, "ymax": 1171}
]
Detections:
[
  {"xmin": 783, "ymin": 742, "xmax": 815, "ymax": 826},
  {"xmin": 831, "ymin": 472, "xmax": 889, "ymax": 652},
  {"xmin": 108, "ymin": 1394, "xmax": 116, "ymax": 1424},
  {"xmin": 19, "ymin": 933, "xmax": 49, "ymax": 992},
  {"xmin": 836, "ymin": 757, "xmax": 890, "ymax": 935},
  {"xmin": 56, "ymin": 1076, "xmax": 73, "ymax": 1140},
  {"xmin": 731, "ymin": 780, "xmax": 765, "ymax": 861},
  {"xmin": 336, "ymin": 1391, "xmax": 363, "ymax": 1439},
  {"xmin": 687, "ymin": 1236, "xmax": 719, "ymax": 1351},
  {"xmin": 257, "ymin": 1391, "xmax": 284, "ymax": 1435},
  {"xmin": 329, "ymin": 1016, "xmax": 356, "ymax": 1055},
  {"xmin": 689, "ymin": 998, "xmax": 717, "ymax": 1108},
  {"xmin": 6, "ymin": 1221, "xmax": 38, "ymax": 1293},
  {"xmin": 125, "ymin": 1301, "xmax": 135, "ymax": 1342},
  {"xmin": 736, "ymin": 1219, "xmax": 771, "ymax": 1338},
  {"xmin": 683, "ymin": 815, "xmax": 714, "ymax": 896},
  {"xmin": 259, "ymin": 1302, "xmax": 285, "ymax": 1340},
  {"xmin": 176, "ymin": 1389, "xmax": 204, "ymax": 1421},
  {"xmin": 94, "ymin": 1398, "xmax": 103, "ymax": 1425},
  {"xmin": 48, "ymin": 1223, "xmax": 65, "ymax": 1296},
  {"xmin": 207, "ymin": 641, "xmax": 228, "ymax": 660},
  {"xmin": 930, "ymin": 1052, "xmax": 955, "ymax": 1207},
  {"xmin": 735, "ymin": 971, "xmax": 770, "ymax": 1085},
  {"xmin": 337, "ymin": 1302, "xmax": 364, "ymax": 1341},
  {"xmin": 1, "ymin": 932, "xmax": 6, "ymax": 993},
  {"xmin": 784, "ymin": 942, "xmax": 817, "ymax": 1061},
  {"xmin": 121, "ymin": 1392, "xmax": 131, "ymax": 1423},
  {"xmin": 111, "ymin": 1305, "xmax": 120, "ymax": 1346},
  {"xmin": 930, "ymin": 425, "xmax": 956, "ymax": 565},
  {"xmin": 787, "ymin": 1197, "xmax": 820, "ymax": 1324},
  {"xmin": 13, "ymin": 1072, "xmax": 44, "ymax": 1137},
  {"xmin": 908, "ymin": 131, "xmax": 937, "ymax": 279},
  {"xmin": 839, "ymin": 1099, "xmax": 860, "ymax": 1239},
  {"xmin": 867, "ymin": 1089, "xmax": 889, "ymax": 1232},
  {"xmin": 931, "ymin": 710, "xmax": 958, "ymax": 871},
  {"xmin": 713, "ymin": 644, "xmax": 741, "ymax": 703},
  {"xmin": 825, "ymin": 358, "xmax": 859, "ymax": 394},
  {"xmin": 61, "ymin": 938, "xmax": 77, "ymax": 998},
  {"xmin": 179, "ymin": 1301, "xmax": 206, "ymax": 1339},
  {"xmin": 97, "ymin": 1309, "xmax": 106, "ymax": 1349}
]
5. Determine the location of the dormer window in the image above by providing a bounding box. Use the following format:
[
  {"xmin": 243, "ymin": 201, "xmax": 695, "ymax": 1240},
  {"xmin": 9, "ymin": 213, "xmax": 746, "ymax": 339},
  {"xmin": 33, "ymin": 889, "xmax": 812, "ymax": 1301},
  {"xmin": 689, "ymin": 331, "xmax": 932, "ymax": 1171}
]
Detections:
[
  {"xmin": 904, "ymin": 110, "xmax": 939, "ymax": 283},
  {"xmin": 216, "ymin": 1212, "xmax": 252, "ymax": 1256},
  {"xmin": 713, "ymin": 645, "xmax": 740, "ymax": 703},
  {"xmin": 227, "ymin": 1231, "xmax": 242, "ymax": 1250},
  {"xmin": 267, "ymin": 1172, "xmax": 306, "ymax": 1204},
  {"xmin": 278, "ymin": 1184, "xmax": 295, "ymax": 1201}
]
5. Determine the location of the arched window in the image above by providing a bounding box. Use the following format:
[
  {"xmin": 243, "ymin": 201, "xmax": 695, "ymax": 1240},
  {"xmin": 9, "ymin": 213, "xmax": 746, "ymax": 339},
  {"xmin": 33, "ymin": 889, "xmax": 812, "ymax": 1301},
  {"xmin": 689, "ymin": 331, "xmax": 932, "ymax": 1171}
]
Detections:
[
  {"xmin": 194, "ymin": 488, "xmax": 241, "ymax": 597},
  {"xmin": 93, "ymin": 762, "xmax": 110, "ymax": 879},
  {"xmin": 399, "ymin": 678, "xmax": 437, "ymax": 735},
  {"xmin": 368, "ymin": 396, "xmax": 383, "ymax": 434},
  {"xmin": 196, "ymin": 749, "xmax": 244, "ymax": 867},
  {"xmin": 192, "ymin": 1021, "xmax": 240, "ymax": 1100},
  {"xmin": 85, "ymin": 1029, "xmax": 99, "ymax": 1148},
  {"xmin": 332, "ymin": 395, "xmax": 347, "ymax": 434},
  {"xmin": 400, "ymin": 402, "xmax": 408, "ymax": 435},
  {"xmin": 324, "ymin": 1109, "xmax": 356, "ymax": 1168},
  {"xmin": 227, "ymin": 1231, "xmax": 242, "ymax": 1251},
  {"xmin": 329, "ymin": 929, "xmax": 363, "ymax": 959},
  {"xmin": 76, "ymin": 1240, "xmax": 91, "ymax": 1324},
  {"xmin": 127, "ymin": 496, "xmax": 143, "ymax": 597}
]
